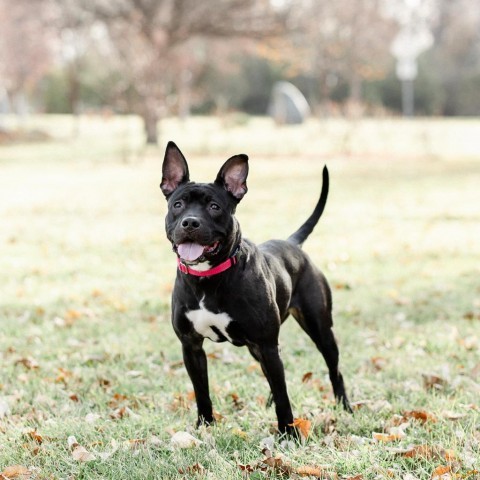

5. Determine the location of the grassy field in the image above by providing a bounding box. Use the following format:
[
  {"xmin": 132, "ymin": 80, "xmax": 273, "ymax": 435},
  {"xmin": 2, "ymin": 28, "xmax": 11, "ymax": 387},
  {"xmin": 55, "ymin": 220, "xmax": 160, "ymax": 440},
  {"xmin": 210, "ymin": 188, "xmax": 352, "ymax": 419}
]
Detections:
[{"xmin": 0, "ymin": 115, "xmax": 479, "ymax": 479}]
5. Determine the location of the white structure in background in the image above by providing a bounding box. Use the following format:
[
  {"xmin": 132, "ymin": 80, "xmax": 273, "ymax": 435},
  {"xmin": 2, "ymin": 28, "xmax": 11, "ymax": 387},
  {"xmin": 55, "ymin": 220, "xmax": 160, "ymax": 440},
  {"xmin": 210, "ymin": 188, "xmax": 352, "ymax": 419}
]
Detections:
[
  {"xmin": 387, "ymin": 0, "xmax": 435, "ymax": 116},
  {"xmin": 268, "ymin": 82, "xmax": 311, "ymax": 125}
]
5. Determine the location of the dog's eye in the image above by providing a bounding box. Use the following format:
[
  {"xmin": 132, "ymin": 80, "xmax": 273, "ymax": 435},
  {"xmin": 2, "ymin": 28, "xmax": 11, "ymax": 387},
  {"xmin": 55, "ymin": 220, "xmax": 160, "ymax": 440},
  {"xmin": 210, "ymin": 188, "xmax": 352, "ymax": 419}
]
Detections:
[
  {"xmin": 173, "ymin": 201, "xmax": 183, "ymax": 209},
  {"xmin": 210, "ymin": 203, "xmax": 220, "ymax": 211}
]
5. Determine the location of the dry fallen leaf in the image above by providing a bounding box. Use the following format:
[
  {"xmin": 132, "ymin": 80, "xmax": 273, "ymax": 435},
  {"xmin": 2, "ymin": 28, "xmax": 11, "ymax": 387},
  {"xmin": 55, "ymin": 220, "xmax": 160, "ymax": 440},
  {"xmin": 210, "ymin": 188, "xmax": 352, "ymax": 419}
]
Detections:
[
  {"xmin": 23, "ymin": 428, "xmax": 43, "ymax": 444},
  {"xmin": 373, "ymin": 432, "xmax": 403, "ymax": 442},
  {"xmin": 232, "ymin": 428, "xmax": 248, "ymax": 439},
  {"xmin": 442, "ymin": 411, "xmax": 467, "ymax": 421},
  {"xmin": 370, "ymin": 356, "xmax": 387, "ymax": 371},
  {"xmin": 178, "ymin": 463, "xmax": 206, "ymax": 475},
  {"xmin": 431, "ymin": 465, "xmax": 452, "ymax": 479},
  {"xmin": 302, "ymin": 372, "xmax": 313, "ymax": 383},
  {"xmin": 403, "ymin": 409, "xmax": 437, "ymax": 423},
  {"xmin": 15, "ymin": 357, "xmax": 39, "ymax": 370},
  {"xmin": 0, "ymin": 465, "xmax": 32, "ymax": 479},
  {"xmin": 296, "ymin": 465, "xmax": 337, "ymax": 478},
  {"xmin": 72, "ymin": 445, "xmax": 96, "ymax": 462},
  {"xmin": 170, "ymin": 431, "xmax": 202, "ymax": 449},
  {"xmin": 422, "ymin": 373, "xmax": 447, "ymax": 390},
  {"xmin": 393, "ymin": 444, "xmax": 435, "ymax": 459},
  {"xmin": 230, "ymin": 392, "xmax": 244, "ymax": 410},
  {"xmin": 290, "ymin": 417, "xmax": 311, "ymax": 439},
  {"xmin": 67, "ymin": 436, "xmax": 95, "ymax": 462}
]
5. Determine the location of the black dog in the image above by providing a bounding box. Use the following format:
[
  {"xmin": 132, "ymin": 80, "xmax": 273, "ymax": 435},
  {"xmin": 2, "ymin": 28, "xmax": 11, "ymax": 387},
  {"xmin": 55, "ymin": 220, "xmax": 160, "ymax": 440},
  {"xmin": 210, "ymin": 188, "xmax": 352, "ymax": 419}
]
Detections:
[{"xmin": 160, "ymin": 141, "xmax": 351, "ymax": 436}]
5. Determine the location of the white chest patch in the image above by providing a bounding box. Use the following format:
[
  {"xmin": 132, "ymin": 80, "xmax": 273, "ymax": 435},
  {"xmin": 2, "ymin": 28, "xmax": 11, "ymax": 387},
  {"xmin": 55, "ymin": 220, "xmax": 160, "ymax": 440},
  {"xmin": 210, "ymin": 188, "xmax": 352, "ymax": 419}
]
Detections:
[{"xmin": 186, "ymin": 298, "xmax": 233, "ymax": 342}]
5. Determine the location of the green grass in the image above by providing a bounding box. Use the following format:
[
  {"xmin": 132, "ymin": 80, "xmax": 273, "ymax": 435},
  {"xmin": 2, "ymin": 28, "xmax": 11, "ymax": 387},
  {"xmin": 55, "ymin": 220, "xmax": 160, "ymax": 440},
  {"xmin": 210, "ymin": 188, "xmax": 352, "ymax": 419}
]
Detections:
[{"xmin": 1, "ymin": 115, "xmax": 479, "ymax": 479}]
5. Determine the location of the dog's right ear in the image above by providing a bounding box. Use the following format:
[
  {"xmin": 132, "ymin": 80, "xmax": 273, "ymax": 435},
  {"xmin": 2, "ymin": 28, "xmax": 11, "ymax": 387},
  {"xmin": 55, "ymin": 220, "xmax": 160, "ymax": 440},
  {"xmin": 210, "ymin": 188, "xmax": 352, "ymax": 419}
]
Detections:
[{"xmin": 160, "ymin": 141, "xmax": 190, "ymax": 197}]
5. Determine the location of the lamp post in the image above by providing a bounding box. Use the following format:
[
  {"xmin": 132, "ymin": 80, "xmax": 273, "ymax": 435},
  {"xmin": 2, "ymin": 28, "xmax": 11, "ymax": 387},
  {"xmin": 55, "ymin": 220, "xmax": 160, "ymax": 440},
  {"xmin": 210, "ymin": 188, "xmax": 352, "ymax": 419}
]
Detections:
[{"xmin": 389, "ymin": 0, "xmax": 434, "ymax": 117}]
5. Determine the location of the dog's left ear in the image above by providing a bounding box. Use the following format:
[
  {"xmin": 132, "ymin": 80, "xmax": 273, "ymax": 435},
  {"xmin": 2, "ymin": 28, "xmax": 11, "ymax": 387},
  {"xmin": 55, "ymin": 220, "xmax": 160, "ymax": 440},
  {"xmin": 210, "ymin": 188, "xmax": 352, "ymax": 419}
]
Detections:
[
  {"xmin": 160, "ymin": 141, "xmax": 190, "ymax": 197},
  {"xmin": 215, "ymin": 154, "xmax": 249, "ymax": 201}
]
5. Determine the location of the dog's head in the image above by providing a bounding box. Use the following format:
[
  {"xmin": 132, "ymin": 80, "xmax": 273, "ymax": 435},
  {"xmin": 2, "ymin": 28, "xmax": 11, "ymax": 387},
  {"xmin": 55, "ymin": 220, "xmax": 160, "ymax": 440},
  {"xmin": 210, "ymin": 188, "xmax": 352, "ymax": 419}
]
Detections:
[{"xmin": 160, "ymin": 141, "xmax": 248, "ymax": 265}]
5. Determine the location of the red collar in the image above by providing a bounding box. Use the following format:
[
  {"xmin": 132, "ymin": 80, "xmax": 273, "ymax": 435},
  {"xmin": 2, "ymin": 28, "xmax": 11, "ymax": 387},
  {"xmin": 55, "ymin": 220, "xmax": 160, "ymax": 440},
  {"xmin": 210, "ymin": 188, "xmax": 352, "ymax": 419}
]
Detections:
[{"xmin": 177, "ymin": 246, "xmax": 240, "ymax": 277}]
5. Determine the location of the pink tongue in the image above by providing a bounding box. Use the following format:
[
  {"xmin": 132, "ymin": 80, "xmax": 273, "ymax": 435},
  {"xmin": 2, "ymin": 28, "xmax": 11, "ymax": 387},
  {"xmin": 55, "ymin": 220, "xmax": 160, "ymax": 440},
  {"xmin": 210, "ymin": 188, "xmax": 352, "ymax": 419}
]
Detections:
[{"xmin": 177, "ymin": 242, "xmax": 204, "ymax": 261}]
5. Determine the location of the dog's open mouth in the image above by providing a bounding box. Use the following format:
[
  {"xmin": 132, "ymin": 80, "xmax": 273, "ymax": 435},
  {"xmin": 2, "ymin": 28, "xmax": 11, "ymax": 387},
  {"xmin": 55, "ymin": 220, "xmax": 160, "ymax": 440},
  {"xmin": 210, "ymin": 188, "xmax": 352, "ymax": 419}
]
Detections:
[{"xmin": 176, "ymin": 241, "xmax": 220, "ymax": 262}]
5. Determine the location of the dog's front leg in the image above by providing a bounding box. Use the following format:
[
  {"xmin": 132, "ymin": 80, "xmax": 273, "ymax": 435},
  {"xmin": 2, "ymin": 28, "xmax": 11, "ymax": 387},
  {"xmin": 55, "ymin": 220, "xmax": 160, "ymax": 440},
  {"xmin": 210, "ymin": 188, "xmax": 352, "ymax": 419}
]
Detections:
[
  {"xmin": 182, "ymin": 341, "xmax": 214, "ymax": 426},
  {"xmin": 250, "ymin": 344, "xmax": 295, "ymax": 435}
]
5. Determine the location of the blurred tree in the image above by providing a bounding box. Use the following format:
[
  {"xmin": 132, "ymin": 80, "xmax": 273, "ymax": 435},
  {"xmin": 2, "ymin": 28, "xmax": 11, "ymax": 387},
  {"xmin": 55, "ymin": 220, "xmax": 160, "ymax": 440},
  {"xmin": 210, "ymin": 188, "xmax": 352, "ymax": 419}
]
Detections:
[
  {"xmin": 0, "ymin": 0, "xmax": 53, "ymax": 118},
  {"xmin": 256, "ymin": 0, "xmax": 396, "ymax": 115},
  {"xmin": 80, "ymin": 0, "xmax": 285, "ymax": 144},
  {"xmin": 426, "ymin": 0, "xmax": 480, "ymax": 115}
]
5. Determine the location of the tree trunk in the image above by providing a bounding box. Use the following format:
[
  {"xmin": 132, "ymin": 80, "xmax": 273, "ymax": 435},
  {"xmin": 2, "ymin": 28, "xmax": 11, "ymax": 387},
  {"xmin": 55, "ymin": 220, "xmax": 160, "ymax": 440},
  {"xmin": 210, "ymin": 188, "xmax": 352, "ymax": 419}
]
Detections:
[
  {"xmin": 142, "ymin": 108, "xmax": 159, "ymax": 144},
  {"xmin": 349, "ymin": 71, "xmax": 362, "ymax": 104}
]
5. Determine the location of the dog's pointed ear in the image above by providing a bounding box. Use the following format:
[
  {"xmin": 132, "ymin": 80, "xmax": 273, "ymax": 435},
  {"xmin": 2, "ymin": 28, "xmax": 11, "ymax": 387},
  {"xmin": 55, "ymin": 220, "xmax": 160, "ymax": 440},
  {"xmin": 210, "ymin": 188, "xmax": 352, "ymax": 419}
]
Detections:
[
  {"xmin": 214, "ymin": 154, "xmax": 249, "ymax": 201},
  {"xmin": 160, "ymin": 141, "xmax": 189, "ymax": 197}
]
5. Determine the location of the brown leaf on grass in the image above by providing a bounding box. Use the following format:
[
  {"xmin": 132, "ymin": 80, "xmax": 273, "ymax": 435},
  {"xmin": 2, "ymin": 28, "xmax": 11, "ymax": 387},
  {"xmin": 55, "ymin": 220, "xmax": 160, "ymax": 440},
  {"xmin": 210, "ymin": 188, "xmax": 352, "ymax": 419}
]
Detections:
[
  {"xmin": 0, "ymin": 465, "xmax": 32, "ymax": 479},
  {"xmin": 350, "ymin": 400, "xmax": 369, "ymax": 411},
  {"xmin": 64, "ymin": 309, "xmax": 82, "ymax": 321},
  {"xmin": 392, "ymin": 444, "xmax": 435, "ymax": 459},
  {"xmin": 69, "ymin": 392, "xmax": 80, "ymax": 402},
  {"xmin": 232, "ymin": 428, "xmax": 248, "ymax": 439},
  {"xmin": 72, "ymin": 445, "xmax": 96, "ymax": 462},
  {"xmin": 97, "ymin": 377, "xmax": 112, "ymax": 390},
  {"xmin": 170, "ymin": 393, "xmax": 192, "ymax": 412},
  {"xmin": 442, "ymin": 449, "xmax": 457, "ymax": 462},
  {"xmin": 373, "ymin": 432, "xmax": 404, "ymax": 442},
  {"xmin": 370, "ymin": 356, "xmax": 387, "ymax": 371},
  {"xmin": 422, "ymin": 373, "xmax": 447, "ymax": 390},
  {"xmin": 15, "ymin": 357, "xmax": 39, "ymax": 370},
  {"xmin": 55, "ymin": 367, "xmax": 73, "ymax": 384},
  {"xmin": 431, "ymin": 465, "xmax": 452, "ymax": 479},
  {"xmin": 302, "ymin": 371, "xmax": 313, "ymax": 383},
  {"xmin": 295, "ymin": 465, "xmax": 338, "ymax": 478},
  {"xmin": 212, "ymin": 410, "xmax": 225, "ymax": 422},
  {"xmin": 261, "ymin": 454, "xmax": 292, "ymax": 475},
  {"xmin": 391, "ymin": 444, "xmax": 456, "ymax": 463},
  {"xmin": 67, "ymin": 435, "xmax": 96, "ymax": 462},
  {"xmin": 23, "ymin": 428, "xmax": 43, "ymax": 444},
  {"xmin": 290, "ymin": 417, "xmax": 312, "ymax": 439},
  {"xmin": 170, "ymin": 431, "xmax": 203, "ymax": 449},
  {"xmin": 178, "ymin": 463, "xmax": 206, "ymax": 475},
  {"xmin": 344, "ymin": 475, "xmax": 364, "ymax": 480},
  {"xmin": 109, "ymin": 406, "xmax": 138, "ymax": 420},
  {"xmin": 123, "ymin": 439, "xmax": 147, "ymax": 451},
  {"xmin": 108, "ymin": 393, "xmax": 128, "ymax": 408},
  {"xmin": 207, "ymin": 352, "xmax": 220, "ymax": 360},
  {"xmin": 238, "ymin": 463, "xmax": 258, "ymax": 473},
  {"xmin": 244, "ymin": 447, "xmax": 338, "ymax": 479},
  {"xmin": 403, "ymin": 409, "xmax": 437, "ymax": 423},
  {"xmin": 230, "ymin": 393, "xmax": 244, "ymax": 410},
  {"xmin": 442, "ymin": 411, "xmax": 467, "ymax": 421}
]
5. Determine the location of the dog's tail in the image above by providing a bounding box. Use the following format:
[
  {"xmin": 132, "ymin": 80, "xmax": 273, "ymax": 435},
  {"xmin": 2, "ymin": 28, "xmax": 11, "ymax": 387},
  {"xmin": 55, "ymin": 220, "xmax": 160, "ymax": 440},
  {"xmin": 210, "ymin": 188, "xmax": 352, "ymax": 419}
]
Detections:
[{"xmin": 287, "ymin": 165, "xmax": 329, "ymax": 247}]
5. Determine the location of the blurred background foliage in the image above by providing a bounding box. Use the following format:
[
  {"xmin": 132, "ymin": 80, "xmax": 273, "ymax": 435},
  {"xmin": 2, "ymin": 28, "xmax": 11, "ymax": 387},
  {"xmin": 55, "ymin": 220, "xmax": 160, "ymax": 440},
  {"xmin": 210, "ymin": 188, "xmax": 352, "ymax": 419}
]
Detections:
[{"xmin": 0, "ymin": 0, "xmax": 479, "ymax": 144}]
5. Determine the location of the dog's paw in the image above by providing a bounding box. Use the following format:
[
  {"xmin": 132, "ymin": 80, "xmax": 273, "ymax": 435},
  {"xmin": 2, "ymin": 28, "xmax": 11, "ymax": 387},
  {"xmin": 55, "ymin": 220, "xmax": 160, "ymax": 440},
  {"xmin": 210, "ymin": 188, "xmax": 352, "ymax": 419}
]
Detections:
[{"xmin": 196, "ymin": 414, "xmax": 215, "ymax": 428}]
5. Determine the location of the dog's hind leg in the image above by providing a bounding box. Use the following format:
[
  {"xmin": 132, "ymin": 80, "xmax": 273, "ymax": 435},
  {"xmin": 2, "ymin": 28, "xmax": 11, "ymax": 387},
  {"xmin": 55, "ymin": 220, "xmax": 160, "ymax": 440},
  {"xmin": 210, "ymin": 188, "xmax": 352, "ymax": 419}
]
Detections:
[{"xmin": 290, "ymin": 289, "xmax": 352, "ymax": 412}]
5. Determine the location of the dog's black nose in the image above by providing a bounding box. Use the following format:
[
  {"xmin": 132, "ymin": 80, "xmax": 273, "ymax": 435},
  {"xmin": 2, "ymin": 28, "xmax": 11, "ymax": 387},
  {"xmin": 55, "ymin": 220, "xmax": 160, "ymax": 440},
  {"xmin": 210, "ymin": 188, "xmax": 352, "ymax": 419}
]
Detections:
[{"xmin": 181, "ymin": 217, "xmax": 201, "ymax": 230}]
